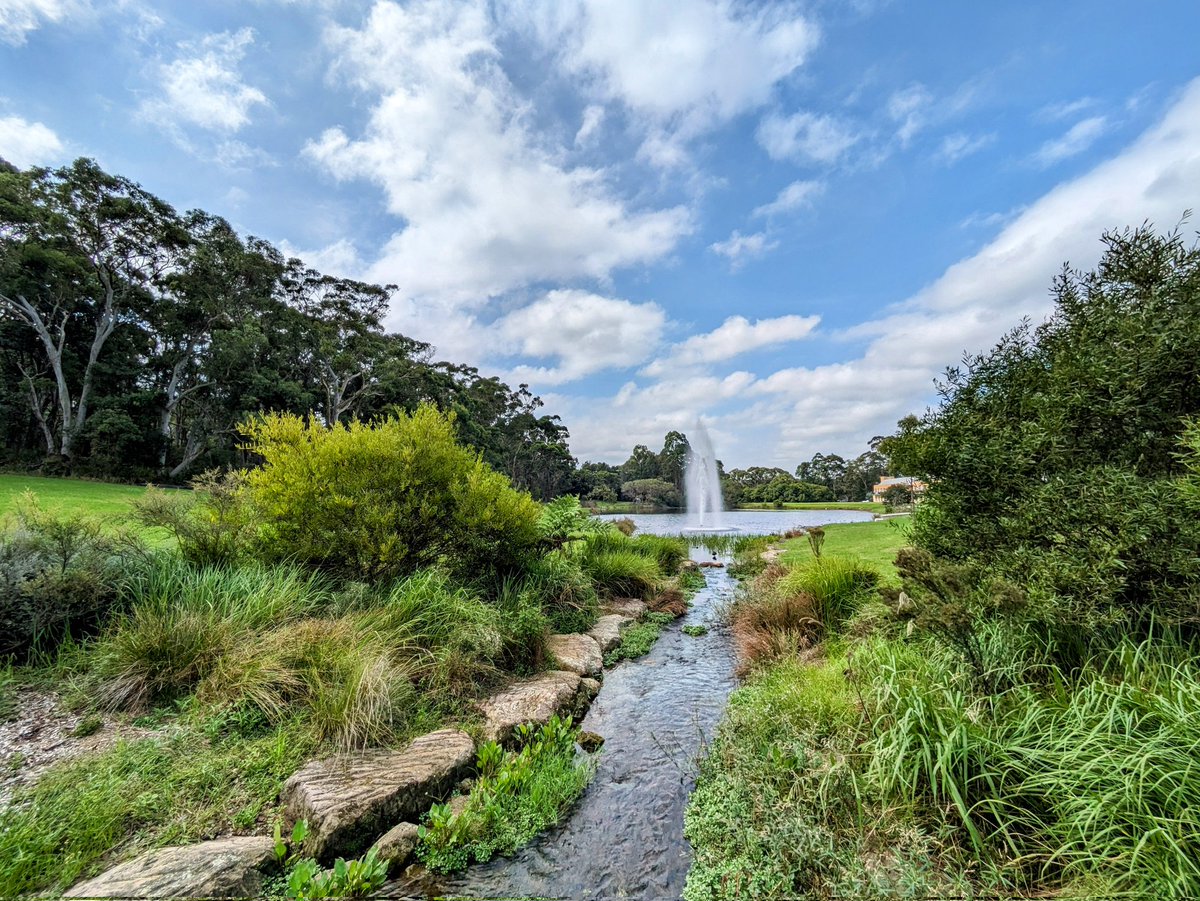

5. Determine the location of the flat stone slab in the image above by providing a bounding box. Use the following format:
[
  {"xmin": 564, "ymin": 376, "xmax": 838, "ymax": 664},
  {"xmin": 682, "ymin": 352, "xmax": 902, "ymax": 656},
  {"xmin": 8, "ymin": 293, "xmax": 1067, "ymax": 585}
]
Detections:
[
  {"xmin": 65, "ymin": 837, "xmax": 276, "ymax": 898},
  {"xmin": 602, "ymin": 598, "xmax": 647, "ymax": 618},
  {"xmin": 588, "ymin": 614, "xmax": 633, "ymax": 654},
  {"xmin": 547, "ymin": 633, "xmax": 602, "ymax": 676},
  {"xmin": 478, "ymin": 671, "xmax": 581, "ymax": 744},
  {"xmin": 282, "ymin": 729, "xmax": 474, "ymax": 860},
  {"xmin": 372, "ymin": 822, "xmax": 420, "ymax": 875}
]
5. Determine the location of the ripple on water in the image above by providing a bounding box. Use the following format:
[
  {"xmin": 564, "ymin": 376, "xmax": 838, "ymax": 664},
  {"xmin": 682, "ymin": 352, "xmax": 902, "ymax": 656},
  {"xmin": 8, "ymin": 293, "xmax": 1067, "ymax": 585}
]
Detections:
[{"xmin": 389, "ymin": 567, "xmax": 738, "ymax": 900}]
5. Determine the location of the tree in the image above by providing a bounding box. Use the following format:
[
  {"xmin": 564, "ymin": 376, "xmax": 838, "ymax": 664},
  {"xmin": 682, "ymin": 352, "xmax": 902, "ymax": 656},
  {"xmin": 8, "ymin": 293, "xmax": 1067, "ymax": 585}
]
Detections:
[
  {"xmin": 0, "ymin": 159, "xmax": 187, "ymax": 460},
  {"xmin": 620, "ymin": 478, "xmax": 680, "ymax": 507},
  {"xmin": 659, "ymin": 430, "xmax": 691, "ymax": 492}
]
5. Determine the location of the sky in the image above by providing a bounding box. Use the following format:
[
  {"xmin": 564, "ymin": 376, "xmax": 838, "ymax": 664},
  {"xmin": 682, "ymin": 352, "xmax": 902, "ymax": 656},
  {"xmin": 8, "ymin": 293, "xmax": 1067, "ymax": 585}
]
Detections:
[{"xmin": 3, "ymin": 0, "xmax": 1200, "ymax": 468}]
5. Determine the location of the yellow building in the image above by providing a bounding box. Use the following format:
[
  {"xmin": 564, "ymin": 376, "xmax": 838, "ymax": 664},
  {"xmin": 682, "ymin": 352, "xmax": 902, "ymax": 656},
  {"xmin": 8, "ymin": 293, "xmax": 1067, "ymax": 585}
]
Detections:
[{"xmin": 872, "ymin": 476, "xmax": 927, "ymax": 504}]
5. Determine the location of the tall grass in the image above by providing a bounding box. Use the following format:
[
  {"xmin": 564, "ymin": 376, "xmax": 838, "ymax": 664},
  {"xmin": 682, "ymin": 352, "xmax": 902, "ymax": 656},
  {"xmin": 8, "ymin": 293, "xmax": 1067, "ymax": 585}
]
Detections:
[{"xmin": 777, "ymin": 556, "xmax": 878, "ymax": 632}]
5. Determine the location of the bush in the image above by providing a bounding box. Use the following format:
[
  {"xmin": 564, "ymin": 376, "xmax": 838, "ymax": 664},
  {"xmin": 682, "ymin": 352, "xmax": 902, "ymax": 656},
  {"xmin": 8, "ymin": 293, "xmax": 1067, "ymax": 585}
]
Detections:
[
  {"xmin": 0, "ymin": 498, "xmax": 137, "ymax": 660},
  {"xmin": 580, "ymin": 549, "xmax": 660, "ymax": 599},
  {"xmin": 630, "ymin": 534, "xmax": 688, "ymax": 573},
  {"xmin": 777, "ymin": 556, "xmax": 879, "ymax": 633},
  {"xmin": 242, "ymin": 407, "xmax": 542, "ymax": 582},
  {"xmin": 517, "ymin": 552, "xmax": 598, "ymax": 634},
  {"xmin": 133, "ymin": 471, "xmax": 255, "ymax": 566}
]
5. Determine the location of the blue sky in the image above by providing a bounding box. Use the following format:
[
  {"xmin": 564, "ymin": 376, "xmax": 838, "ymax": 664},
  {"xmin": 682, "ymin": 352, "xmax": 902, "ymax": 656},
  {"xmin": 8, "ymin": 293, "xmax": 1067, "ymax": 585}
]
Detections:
[{"xmin": 3, "ymin": 0, "xmax": 1200, "ymax": 467}]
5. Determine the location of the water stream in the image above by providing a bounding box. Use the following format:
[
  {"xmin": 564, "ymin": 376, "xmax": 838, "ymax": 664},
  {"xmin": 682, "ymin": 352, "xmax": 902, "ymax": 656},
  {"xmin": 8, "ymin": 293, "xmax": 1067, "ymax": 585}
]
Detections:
[{"xmin": 391, "ymin": 554, "xmax": 738, "ymax": 900}]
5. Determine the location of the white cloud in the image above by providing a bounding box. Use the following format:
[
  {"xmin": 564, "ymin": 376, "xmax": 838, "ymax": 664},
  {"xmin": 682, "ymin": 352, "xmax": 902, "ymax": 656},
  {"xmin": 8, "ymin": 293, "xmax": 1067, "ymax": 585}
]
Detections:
[
  {"xmin": 752, "ymin": 179, "xmax": 823, "ymax": 217},
  {"xmin": 499, "ymin": 289, "xmax": 666, "ymax": 385},
  {"xmin": 935, "ymin": 131, "xmax": 995, "ymax": 165},
  {"xmin": 887, "ymin": 82, "xmax": 933, "ymax": 145},
  {"xmin": 0, "ymin": 114, "xmax": 64, "ymax": 167},
  {"xmin": 643, "ymin": 313, "xmax": 820, "ymax": 376},
  {"xmin": 1036, "ymin": 96, "xmax": 1096, "ymax": 122},
  {"xmin": 277, "ymin": 238, "xmax": 366, "ymax": 280},
  {"xmin": 756, "ymin": 110, "xmax": 860, "ymax": 163},
  {"xmin": 510, "ymin": 0, "xmax": 818, "ymax": 136},
  {"xmin": 709, "ymin": 230, "xmax": 778, "ymax": 270},
  {"xmin": 143, "ymin": 28, "xmax": 268, "ymax": 133},
  {"xmin": 0, "ymin": 0, "xmax": 84, "ymax": 45},
  {"xmin": 565, "ymin": 77, "xmax": 1200, "ymax": 466},
  {"xmin": 304, "ymin": 0, "xmax": 692, "ymax": 354},
  {"xmin": 574, "ymin": 104, "xmax": 605, "ymax": 145},
  {"xmin": 1032, "ymin": 116, "xmax": 1108, "ymax": 167}
]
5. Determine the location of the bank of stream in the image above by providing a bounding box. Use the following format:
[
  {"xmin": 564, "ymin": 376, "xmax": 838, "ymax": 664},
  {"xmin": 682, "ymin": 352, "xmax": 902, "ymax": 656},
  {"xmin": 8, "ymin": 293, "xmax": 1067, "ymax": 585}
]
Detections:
[{"xmin": 391, "ymin": 552, "xmax": 738, "ymax": 899}]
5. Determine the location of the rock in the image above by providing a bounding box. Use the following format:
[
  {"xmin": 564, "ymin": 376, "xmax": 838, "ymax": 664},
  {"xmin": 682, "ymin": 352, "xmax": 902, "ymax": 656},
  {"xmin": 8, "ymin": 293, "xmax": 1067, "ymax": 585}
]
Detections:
[
  {"xmin": 478, "ymin": 671, "xmax": 581, "ymax": 744},
  {"xmin": 282, "ymin": 729, "xmax": 474, "ymax": 860},
  {"xmin": 698, "ymin": 561, "xmax": 725, "ymax": 568},
  {"xmin": 579, "ymin": 677, "xmax": 601, "ymax": 702},
  {"xmin": 546, "ymin": 633, "xmax": 602, "ymax": 677},
  {"xmin": 680, "ymin": 559, "xmax": 700, "ymax": 572},
  {"xmin": 577, "ymin": 730, "xmax": 605, "ymax": 752},
  {"xmin": 601, "ymin": 598, "xmax": 646, "ymax": 618},
  {"xmin": 371, "ymin": 822, "xmax": 420, "ymax": 874},
  {"xmin": 588, "ymin": 614, "xmax": 632, "ymax": 654},
  {"xmin": 65, "ymin": 837, "xmax": 276, "ymax": 899}
]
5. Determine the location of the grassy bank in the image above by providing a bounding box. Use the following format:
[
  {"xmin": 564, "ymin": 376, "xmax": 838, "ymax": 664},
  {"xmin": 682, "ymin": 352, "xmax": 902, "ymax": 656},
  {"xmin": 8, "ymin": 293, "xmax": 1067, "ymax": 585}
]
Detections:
[
  {"xmin": 0, "ymin": 474, "xmax": 151, "ymax": 521},
  {"xmin": 778, "ymin": 519, "xmax": 908, "ymax": 583},
  {"xmin": 734, "ymin": 501, "xmax": 886, "ymax": 513}
]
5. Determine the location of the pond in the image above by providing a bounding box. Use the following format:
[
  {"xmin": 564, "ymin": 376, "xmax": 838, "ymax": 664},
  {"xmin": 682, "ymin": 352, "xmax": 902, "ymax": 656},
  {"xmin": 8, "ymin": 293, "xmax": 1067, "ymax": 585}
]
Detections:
[{"xmin": 597, "ymin": 507, "xmax": 874, "ymax": 536}]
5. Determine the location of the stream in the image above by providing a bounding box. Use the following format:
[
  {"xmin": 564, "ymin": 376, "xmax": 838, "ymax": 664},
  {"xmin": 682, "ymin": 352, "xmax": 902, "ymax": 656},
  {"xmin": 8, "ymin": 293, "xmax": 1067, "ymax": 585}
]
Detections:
[{"xmin": 393, "ymin": 550, "xmax": 737, "ymax": 900}]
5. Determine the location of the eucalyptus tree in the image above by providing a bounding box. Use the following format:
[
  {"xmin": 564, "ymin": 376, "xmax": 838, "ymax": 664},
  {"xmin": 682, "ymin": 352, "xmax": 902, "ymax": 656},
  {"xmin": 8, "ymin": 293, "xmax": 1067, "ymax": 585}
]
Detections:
[{"xmin": 0, "ymin": 158, "xmax": 187, "ymax": 460}]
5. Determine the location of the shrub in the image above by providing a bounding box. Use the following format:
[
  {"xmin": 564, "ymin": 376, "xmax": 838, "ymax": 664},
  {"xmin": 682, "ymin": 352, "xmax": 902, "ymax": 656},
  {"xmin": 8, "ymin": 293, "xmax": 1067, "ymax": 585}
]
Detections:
[
  {"xmin": 133, "ymin": 471, "xmax": 255, "ymax": 566},
  {"xmin": 518, "ymin": 552, "xmax": 599, "ymax": 633},
  {"xmin": 729, "ymin": 566, "xmax": 820, "ymax": 672},
  {"xmin": 0, "ymin": 498, "xmax": 136, "ymax": 660},
  {"xmin": 242, "ymin": 407, "xmax": 542, "ymax": 582},
  {"xmin": 612, "ymin": 517, "xmax": 637, "ymax": 536},
  {"xmin": 630, "ymin": 534, "xmax": 688, "ymax": 573}
]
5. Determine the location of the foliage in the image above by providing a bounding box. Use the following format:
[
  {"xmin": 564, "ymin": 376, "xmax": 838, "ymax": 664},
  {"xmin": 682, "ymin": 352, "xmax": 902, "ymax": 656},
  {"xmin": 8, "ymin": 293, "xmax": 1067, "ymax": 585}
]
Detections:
[
  {"xmin": 682, "ymin": 624, "xmax": 708, "ymax": 637},
  {"xmin": 242, "ymin": 407, "xmax": 542, "ymax": 582},
  {"xmin": 777, "ymin": 556, "xmax": 878, "ymax": 633},
  {"xmin": 536, "ymin": 495, "xmax": 609, "ymax": 546},
  {"xmin": 579, "ymin": 546, "xmax": 662, "ymax": 599},
  {"xmin": 133, "ymin": 471, "xmax": 255, "ymax": 566},
  {"xmin": 603, "ymin": 612, "xmax": 674, "ymax": 665},
  {"xmin": 0, "ymin": 718, "xmax": 314, "ymax": 895},
  {"xmin": 684, "ymin": 656, "xmax": 953, "ymax": 901},
  {"xmin": 516, "ymin": 552, "xmax": 598, "ymax": 635},
  {"xmin": 285, "ymin": 847, "xmax": 388, "ymax": 900},
  {"xmin": 619, "ymin": 478, "xmax": 680, "ymax": 507},
  {"xmin": 417, "ymin": 716, "xmax": 596, "ymax": 872},
  {"xmin": 0, "ymin": 496, "xmax": 138, "ymax": 660},
  {"xmin": 885, "ymin": 225, "xmax": 1200, "ymax": 641}
]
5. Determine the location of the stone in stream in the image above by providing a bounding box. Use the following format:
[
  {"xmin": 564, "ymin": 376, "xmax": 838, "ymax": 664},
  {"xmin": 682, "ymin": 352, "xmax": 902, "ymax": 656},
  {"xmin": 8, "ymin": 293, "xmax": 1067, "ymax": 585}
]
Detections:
[
  {"xmin": 478, "ymin": 670, "xmax": 583, "ymax": 744},
  {"xmin": 65, "ymin": 837, "xmax": 277, "ymax": 898},
  {"xmin": 601, "ymin": 598, "xmax": 647, "ymax": 618},
  {"xmin": 281, "ymin": 729, "xmax": 474, "ymax": 860},
  {"xmin": 588, "ymin": 614, "xmax": 633, "ymax": 654},
  {"xmin": 546, "ymin": 633, "xmax": 602, "ymax": 676},
  {"xmin": 371, "ymin": 822, "xmax": 420, "ymax": 875}
]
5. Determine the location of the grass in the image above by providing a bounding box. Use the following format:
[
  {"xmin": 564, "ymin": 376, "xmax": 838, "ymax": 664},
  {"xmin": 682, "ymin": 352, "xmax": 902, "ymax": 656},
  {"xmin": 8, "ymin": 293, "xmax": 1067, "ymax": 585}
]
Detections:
[
  {"xmin": 417, "ymin": 717, "xmax": 596, "ymax": 872},
  {"xmin": 0, "ymin": 717, "xmax": 315, "ymax": 895},
  {"xmin": 778, "ymin": 519, "xmax": 908, "ymax": 583},
  {"xmin": 683, "ymin": 655, "xmax": 956, "ymax": 901},
  {"xmin": 0, "ymin": 474, "xmax": 152, "ymax": 524}
]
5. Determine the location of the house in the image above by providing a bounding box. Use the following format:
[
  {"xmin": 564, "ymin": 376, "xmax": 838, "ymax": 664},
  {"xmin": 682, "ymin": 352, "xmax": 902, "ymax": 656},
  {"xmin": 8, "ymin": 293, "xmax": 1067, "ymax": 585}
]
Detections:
[{"xmin": 872, "ymin": 475, "xmax": 928, "ymax": 504}]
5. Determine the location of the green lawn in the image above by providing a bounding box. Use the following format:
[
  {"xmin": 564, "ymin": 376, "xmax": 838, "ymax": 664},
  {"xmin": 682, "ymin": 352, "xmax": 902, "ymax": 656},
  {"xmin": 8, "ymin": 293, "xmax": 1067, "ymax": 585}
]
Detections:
[
  {"xmin": 736, "ymin": 501, "xmax": 886, "ymax": 513},
  {"xmin": 0, "ymin": 474, "xmax": 152, "ymax": 524},
  {"xmin": 778, "ymin": 517, "xmax": 910, "ymax": 583}
]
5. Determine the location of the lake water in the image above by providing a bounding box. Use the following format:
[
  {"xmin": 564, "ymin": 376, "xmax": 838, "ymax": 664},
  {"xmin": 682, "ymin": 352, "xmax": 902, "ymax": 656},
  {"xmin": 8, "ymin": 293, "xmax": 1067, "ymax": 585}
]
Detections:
[{"xmin": 597, "ymin": 508, "xmax": 874, "ymax": 535}]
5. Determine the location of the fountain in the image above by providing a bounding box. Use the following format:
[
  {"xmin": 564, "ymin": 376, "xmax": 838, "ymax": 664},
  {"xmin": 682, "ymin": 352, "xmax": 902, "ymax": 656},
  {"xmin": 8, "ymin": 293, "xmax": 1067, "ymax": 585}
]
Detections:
[{"xmin": 683, "ymin": 420, "xmax": 734, "ymax": 532}]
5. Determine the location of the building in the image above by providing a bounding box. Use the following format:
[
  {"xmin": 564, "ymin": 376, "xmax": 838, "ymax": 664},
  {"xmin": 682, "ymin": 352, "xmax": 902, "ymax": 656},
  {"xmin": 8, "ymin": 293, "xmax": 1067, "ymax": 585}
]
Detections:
[{"xmin": 872, "ymin": 475, "xmax": 928, "ymax": 504}]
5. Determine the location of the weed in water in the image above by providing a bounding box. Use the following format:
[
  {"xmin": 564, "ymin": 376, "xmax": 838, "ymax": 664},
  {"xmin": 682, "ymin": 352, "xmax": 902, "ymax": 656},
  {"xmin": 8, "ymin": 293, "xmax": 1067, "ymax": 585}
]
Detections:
[
  {"xmin": 683, "ymin": 625, "xmax": 708, "ymax": 637},
  {"xmin": 604, "ymin": 612, "xmax": 674, "ymax": 665}
]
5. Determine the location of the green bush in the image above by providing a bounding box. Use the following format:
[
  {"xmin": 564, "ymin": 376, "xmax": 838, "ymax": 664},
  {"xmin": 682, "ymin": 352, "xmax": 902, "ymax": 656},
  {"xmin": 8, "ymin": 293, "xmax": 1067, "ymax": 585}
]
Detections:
[
  {"xmin": 630, "ymin": 534, "xmax": 688, "ymax": 573},
  {"xmin": 242, "ymin": 407, "xmax": 542, "ymax": 582},
  {"xmin": 133, "ymin": 471, "xmax": 255, "ymax": 566},
  {"xmin": 518, "ymin": 552, "xmax": 599, "ymax": 633},
  {"xmin": 0, "ymin": 499, "xmax": 137, "ymax": 660},
  {"xmin": 580, "ymin": 549, "xmax": 660, "ymax": 599}
]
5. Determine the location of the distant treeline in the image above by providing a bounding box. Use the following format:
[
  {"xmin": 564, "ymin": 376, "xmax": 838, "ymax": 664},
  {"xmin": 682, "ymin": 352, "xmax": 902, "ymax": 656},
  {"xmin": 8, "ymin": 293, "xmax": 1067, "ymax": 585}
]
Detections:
[{"xmin": 0, "ymin": 157, "xmax": 575, "ymax": 498}]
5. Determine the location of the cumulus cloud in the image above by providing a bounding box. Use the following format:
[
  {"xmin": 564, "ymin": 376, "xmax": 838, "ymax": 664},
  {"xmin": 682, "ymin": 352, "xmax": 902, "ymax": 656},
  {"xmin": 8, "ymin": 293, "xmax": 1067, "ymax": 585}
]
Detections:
[
  {"xmin": 142, "ymin": 28, "xmax": 268, "ymax": 133},
  {"xmin": 565, "ymin": 78, "xmax": 1200, "ymax": 466},
  {"xmin": 499, "ymin": 289, "xmax": 666, "ymax": 385},
  {"xmin": 0, "ymin": 0, "xmax": 84, "ymax": 45},
  {"xmin": 0, "ymin": 114, "xmax": 64, "ymax": 167},
  {"xmin": 305, "ymin": 0, "xmax": 691, "ymax": 332},
  {"xmin": 510, "ymin": 0, "xmax": 818, "ymax": 138},
  {"xmin": 642, "ymin": 313, "xmax": 820, "ymax": 376},
  {"xmin": 752, "ymin": 179, "xmax": 823, "ymax": 218},
  {"xmin": 277, "ymin": 238, "xmax": 366, "ymax": 280},
  {"xmin": 708, "ymin": 230, "xmax": 779, "ymax": 270},
  {"xmin": 756, "ymin": 110, "xmax": 860, "ymax": 163},
  {"xmin": 1032, "ymin": 115, "xmax": 1108, "ymax": 167}
]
